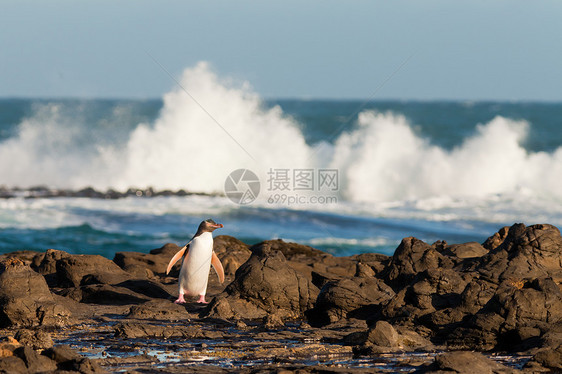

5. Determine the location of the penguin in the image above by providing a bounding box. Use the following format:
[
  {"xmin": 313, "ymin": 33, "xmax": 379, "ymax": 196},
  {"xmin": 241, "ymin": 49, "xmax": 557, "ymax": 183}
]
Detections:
[{"xmin": 166, "ymin": 219, "xmax": 225, "ymax": 304}]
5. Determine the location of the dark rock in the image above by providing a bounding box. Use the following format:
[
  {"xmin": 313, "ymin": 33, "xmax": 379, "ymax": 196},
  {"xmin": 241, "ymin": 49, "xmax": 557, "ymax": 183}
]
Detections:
[
  {"xmin": 43, "ymin": 344, "xmax": 81, "ymax": 363},
  {"xmin": 250, "ymin": 239, "xmax": 326, "ymax": 260},
  {"xmin": 473, "ymin": 223, "xmax": 562, "ymax": 284},
  {"xmin": 540, "ymin": 321, "xmax": 562, "ymax": 350},
  {"xmin": 57, "ymin": 254, "xmax": 132, "ymax": 287},
  {"xmin": 492, "ymin": 278, "xmax": 562, "ymax": 331},
  {"xmin": 0, "ymin": 340, "xmax": 19, "ymax": 357},
  {"xmin": 206, "ymin": 242, "xmax": 319, "ymax": 320},
  {"xmin": 459, "ymin": 278, "xmax": 498, "ymax": 315},
  {"xmin": 419, "ymin": 351, "xmax": 515, "ymax": 373},
  {"xmin": 34, "ymin": 249, "xmax": 71, "ymax": 286},
  {"xmin": 350, "ymin": 253, "xmax": 390, "ymax": 274},
  {"xmin": 0, "ymin": 356, "xmax": 27, "ymax": 373},
  {"xmin": 114, "ymin": 322, "xmax": 222, "ymax": 339},
  {"xmin": 482, "ymin": 226, "xmax": 510, "ymax": 250},
  {"xmin": 263, "ymin": 313, "xmax": 285, "ymax": 329},
  {"xmin": 444, "ymin": 242, "xmax": 489, "ymax": 259},
  {"xmin": 449, "ymin": 277, "xmax": 562, "ymax": 351},
  {"xmin": 14, "ymin": 330, "xmax": 53, "ymax": 350},
  {"xmin": 380, "ymin": 268, "xmax": 469, "ymax": 327},
  {"xmin": 149, "ymin": 242, "xmax": 183, "ymax": 257},
  {"xmin": 250, "ymin": 239, "xmax": 358, "ymax": 287},
  {"xmin": 115, "ymin": 279, "xmax": 171, "ymax": 299},
  {"xmin": 394, "ymin": 326, "xmax": 434, "ymax": 351},
  {"xmin": 14, "ymin": 346, "xmax": 57, "ymax": 373},
  {"xmin": 366, "ymin": 320, "xmax": 399, "ymax": 347},
  {"xmin": 63, "ymin": 284, "xmax": 152, "ymax": 305},
  {"xmin": 528, "ymin": 344, "xmax": 562, "ymax": 371},
  {"xmin": 0, "ymin": 259, "xmax": 71, "ymax": 328},
  {"xmin": 213, "ymin": 235, "xmax": 251, "ymax": 277},
  {"xmin": 384, "ymin": 237, "xmax": 454, "ymax": 289},
  {"xmin": 76, "ymin": 186, "xmax": 104, "ymax": 198},
  {"xmin": 43, "ymin": 343, "xmax": 99, "ymax": 373},
  {"xmin": 128, "ymin": 299, "xmax": 187, "ymax": 320},
  {"xmin": 307, "ymin": 277, "xmax": 395, "ymax": 326},
  {"xmin": 121, "ymin": 263, "xmax": 154, "ymax": 278},
  {"xmin": 59, "ymin": 357, "xmax": 107, "ymax": 373},
  {"xmin": 114, "ymin": 243, "xmax": 181, "ymax": 276},
  {"xmin": 349, "ymin": 323, "xmax": 433, "ymax": 354},
  {"xmin": 0, "ymin": 250, "xmax": 42, "ymax": 267}
]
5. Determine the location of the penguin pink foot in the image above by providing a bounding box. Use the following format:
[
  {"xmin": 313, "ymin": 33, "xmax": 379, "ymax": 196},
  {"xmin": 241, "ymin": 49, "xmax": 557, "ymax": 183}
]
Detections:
[
  {"xmin": 197, "ymin": 295, "xmax": 208, "ymax": 304},
  {"xmin": 174, "ymin": 293, "xmax": 186, "ymax": 304}
]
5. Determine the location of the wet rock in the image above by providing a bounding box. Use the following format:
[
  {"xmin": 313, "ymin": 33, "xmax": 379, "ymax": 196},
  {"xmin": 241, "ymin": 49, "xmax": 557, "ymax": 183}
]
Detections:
[
  {"xmin": 444, "ymin": 242, "xmax": 489, "ymax": 259},
  {"xmin": 121, "ymin": 263, "xmax": 154, "ymax": 278},
  {"xmin": 34, "ymin": 248, "xmax": 71, "ymax": 286},
  {"xmin": 540, "ymin": 321, "xmax": 562, "ymax": 350},
  {"xmin": 14, "ymin": 330, "xmax": 53, "ymax": 350},
  {"xmin": 59, "ymin": 357, "xmax": 107, "ymax": 373},
  {"xmin": 213, "ymin": 235, "xmax": 251, "ymax": 277},
  {"xmin": 206, "ymin": 242, "xmax": 319, "ymax": 320},
  {"xmin": 149, "ymin": 242, "xmax": 183, "ymax": 257},
  {"xmin": 349, "ymin": 323, "xmax": 433, "ymax": 354},
  {"xmin": 0, "ymin": 339, "xmax": 19, "ymax": 358},
  {"xmin": 381, "ymin": 268, "xmax": 470, "ymax": 327},
  {"xmin": 474, "ymin": 223, "xmax": 562, "ymax": 284},
  {"xmin": 350, "ymin": 253, "xmax": 390, "ymax": 275},
  {"xmin": 43, "ymin": 345, "xmax": 105, "ymax": 373},
  {"xmin": 57, "ymin": 253, "xmax": 132, "ymax": 287},
  {"xmin": 366, "ymin": 320, "xmax": 399, "ymax": 347},
  {"xmin": 128, "ymin": 299, "xmax": 187, "ymax": 320},
  {"xmin": 419, "ymin": 351, "xmax": 516, "ymax": 373},
  {"xmin": 264, "ymin": 312, "xmax": 285, "ymax": 329},
  {"xmin": 114, "ymin": 322, "xmax": 222, "ymax": 339},
  {"xmin": 482, "ymin": 226, "xmax": 510, "ymax": 250},
  {"xmin": 251, "ymin": 239, "xmax": 326, "ymax": 260},
  {"xmin": 0, "ymin": 259, "xmax": 71, "ymax": 328},
  {"xmin": 43, "ymin": 344, "xmax": 81, "ymax": 363},
  {"xmin": 394, "ymin": 326, "xmax": 434, "ymax": 351},
  {"xmin": 493, "ymin": 278, "xmax": 562, "ymax": 331},
  {"xmin": 527, "ymin": 344, "xmax": 562, "ymax": 371},
  {"xmin": 14, "ymin": 346, "xmax": 57, "ymax": 373},
  {"xmin": 114, "ymin": 243, "xmax": 181, "ymax": 276},
  {"xmin": 0, "ymin": 356, "xmax": 27, "ymax": 373},
  {"xmin": 63, "ymin": 284, "xmax": 152, "ymax": 305},
  {"xmin": 458, "ymin": 278, "xmax": 498, "ymax": 315},
  {"xmin": 115, "ymin": 279, "xmax": 171, "ymax": 299},
  {"xmin": 0, "ymin": 250, "xmax": 42, "ymax": 267},
  {"xmin": 450, "ymin": 277, "xmax": 562, "ymax": 351},
  {"xmin": 384, "ymin": 237, "xmax": 454, "ymax": 289},
  {"xmin": 257, "ymin": 239, "xmax": 358, "ymax": 287},
  {"xmin": 307, "ymin": 277, "xmax": 395, "ymax": 326}
]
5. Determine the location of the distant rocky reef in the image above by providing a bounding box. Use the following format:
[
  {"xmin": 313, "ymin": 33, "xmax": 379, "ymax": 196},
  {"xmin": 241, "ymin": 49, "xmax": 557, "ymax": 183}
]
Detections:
[{"xmin": 0, "ymin": 185, "xmax": 219, "ymax": 199}]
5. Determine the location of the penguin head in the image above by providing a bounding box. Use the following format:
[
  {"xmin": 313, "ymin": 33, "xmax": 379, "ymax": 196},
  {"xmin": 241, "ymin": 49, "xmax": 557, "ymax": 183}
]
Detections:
[{"xmin": 199, "ymin": 218, "xmax": 224, "ymax": 232}]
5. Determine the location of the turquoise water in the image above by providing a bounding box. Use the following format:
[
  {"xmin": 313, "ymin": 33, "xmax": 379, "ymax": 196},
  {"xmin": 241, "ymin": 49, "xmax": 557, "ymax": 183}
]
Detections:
[{"xmin": 1, "ymin": 73, "xmax": 562, "ymax": 258}]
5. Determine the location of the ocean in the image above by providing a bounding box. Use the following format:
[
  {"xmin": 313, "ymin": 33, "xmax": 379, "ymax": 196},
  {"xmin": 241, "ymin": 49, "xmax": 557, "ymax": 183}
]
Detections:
[{"xmin": 2, "ymin": 64, "xmax": 562, "ymax": 258}]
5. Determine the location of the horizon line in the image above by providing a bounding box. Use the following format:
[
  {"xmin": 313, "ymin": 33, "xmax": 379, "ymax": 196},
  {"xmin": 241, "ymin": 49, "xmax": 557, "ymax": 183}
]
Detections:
[{"xmin": 1, "ymin": 95, "xmax": 562, "ymax": 105}]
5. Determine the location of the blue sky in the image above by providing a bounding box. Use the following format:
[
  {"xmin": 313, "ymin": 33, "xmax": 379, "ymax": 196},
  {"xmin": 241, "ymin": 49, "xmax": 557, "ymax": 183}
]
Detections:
[{"xmin": 1, "ymin": 0, "xmax": 561, "ymax": 100}]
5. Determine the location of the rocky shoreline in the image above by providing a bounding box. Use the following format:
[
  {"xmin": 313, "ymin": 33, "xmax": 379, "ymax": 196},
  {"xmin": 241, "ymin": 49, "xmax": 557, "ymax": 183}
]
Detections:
[{"xmin": 0, "ymin": 223, "xmax": 560, "ymax": 373}]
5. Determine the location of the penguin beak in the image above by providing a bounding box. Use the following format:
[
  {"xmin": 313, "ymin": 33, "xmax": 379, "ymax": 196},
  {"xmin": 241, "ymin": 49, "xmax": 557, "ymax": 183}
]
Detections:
[{"xmin": 213, "ymin": 223, "xmax": 224, "ymax": 229}]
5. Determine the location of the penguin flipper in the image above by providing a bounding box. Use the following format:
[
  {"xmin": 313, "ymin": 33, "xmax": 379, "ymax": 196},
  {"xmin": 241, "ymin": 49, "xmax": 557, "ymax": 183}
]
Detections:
[
  {"xmin": 211, "ymin": 251, "xmax": 225, "ymax": 283},
  {"xmin": 166, "ymin": 244, "xmax": 188, "ymax": 275}
]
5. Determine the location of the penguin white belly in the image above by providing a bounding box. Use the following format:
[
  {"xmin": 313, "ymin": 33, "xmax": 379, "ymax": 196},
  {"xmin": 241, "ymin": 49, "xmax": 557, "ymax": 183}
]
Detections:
[{"xmin": 179, "ymin": 232, "xmax": 213, "ymax": 296}]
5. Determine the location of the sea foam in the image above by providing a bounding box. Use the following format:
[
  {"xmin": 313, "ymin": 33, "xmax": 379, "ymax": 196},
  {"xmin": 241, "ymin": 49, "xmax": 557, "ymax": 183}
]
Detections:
[{"xmin": 1, "ymin": 62, "xmax": 562, "ymax": 206}]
